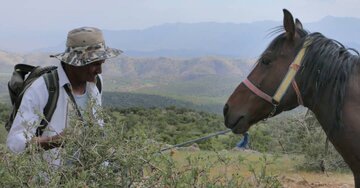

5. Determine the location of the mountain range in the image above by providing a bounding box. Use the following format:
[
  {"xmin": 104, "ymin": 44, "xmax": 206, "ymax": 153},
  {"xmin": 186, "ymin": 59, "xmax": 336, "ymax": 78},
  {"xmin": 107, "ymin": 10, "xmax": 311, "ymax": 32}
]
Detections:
[
  {"xmin": 1, "ymin": 16, "xmax": 359, "ymax": 113},
  {"xmin": 1, "ymin": 16, "xmax": 360, "ymax": 57},
  {"xmin": 0, "ymin": 54, "xmax": 251, "ymax": 113}
]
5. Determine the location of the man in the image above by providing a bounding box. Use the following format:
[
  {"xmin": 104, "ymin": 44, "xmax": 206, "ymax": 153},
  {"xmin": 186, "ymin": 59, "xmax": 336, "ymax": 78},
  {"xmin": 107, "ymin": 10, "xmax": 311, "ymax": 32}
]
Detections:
[{"xmin": 6, "ymin": 27, "xmax": 122, "ymax": 166}]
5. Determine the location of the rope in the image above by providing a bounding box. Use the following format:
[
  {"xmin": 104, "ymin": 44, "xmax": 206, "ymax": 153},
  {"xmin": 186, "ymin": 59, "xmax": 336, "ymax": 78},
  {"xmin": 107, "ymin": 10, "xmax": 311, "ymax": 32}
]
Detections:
[{"xmin": 160, "ymin": 129, "xmax": 232, "ymax": 152}]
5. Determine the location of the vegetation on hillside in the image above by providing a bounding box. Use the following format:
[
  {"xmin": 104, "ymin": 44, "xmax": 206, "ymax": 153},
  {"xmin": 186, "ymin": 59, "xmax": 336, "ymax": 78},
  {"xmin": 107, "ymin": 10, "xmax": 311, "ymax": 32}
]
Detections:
[
  {"xmin": 103, "ymin": 92, "xmax": 224, "ymax": 114},
  {"xmin": 0, "ymin": 103, "xmax": 348, "ymax": 173},
  {"xmin": 0, "ymin": 104, "xmax": 281, "ymax": 187},
  {"xmin": 0, "ymin": 103, "xmax": 350, "ymax": 186},
  {"xmin": 0, "ymin": 55, "xmax": 251, "ymax": 110}
]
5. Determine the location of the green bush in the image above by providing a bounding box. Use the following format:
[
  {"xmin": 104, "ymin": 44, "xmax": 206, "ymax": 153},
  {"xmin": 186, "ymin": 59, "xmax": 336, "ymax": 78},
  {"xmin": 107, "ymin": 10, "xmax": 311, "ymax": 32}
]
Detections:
[
  {"xmin": 295, "ymin": 112, "xmax": 349, "ymax": 172},
  {"xmin": 0, "ymin": 103, "xmax": 350, "ymax": 175},
  {"xmin": 0, "ymin": 103, "xmax": 9, "ymax": 143},
  {"xmin": 0, "ymin": 106, "xmax": 281, "ymax": 187}
]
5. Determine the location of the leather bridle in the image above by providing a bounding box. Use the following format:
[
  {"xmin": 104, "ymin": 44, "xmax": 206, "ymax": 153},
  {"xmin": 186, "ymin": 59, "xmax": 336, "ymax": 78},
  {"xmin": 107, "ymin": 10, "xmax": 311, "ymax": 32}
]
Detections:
[{"xmin": 242, "ymin": 40, "xmax": 311, "ymax": 118}]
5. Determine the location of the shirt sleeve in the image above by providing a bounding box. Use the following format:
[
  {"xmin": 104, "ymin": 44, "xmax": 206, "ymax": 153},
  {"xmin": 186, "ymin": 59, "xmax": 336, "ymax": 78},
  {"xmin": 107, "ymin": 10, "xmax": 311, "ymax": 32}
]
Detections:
[{"xmin": 6, "ymin": 78, "xmax": 48, "ymax": 153}]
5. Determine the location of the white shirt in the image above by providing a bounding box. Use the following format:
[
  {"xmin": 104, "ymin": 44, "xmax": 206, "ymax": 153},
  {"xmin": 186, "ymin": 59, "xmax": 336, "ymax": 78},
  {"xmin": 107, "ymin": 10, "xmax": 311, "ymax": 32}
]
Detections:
[{"xmin": 6, "ymin": 64, "xmax": 103, "ymax": 166}]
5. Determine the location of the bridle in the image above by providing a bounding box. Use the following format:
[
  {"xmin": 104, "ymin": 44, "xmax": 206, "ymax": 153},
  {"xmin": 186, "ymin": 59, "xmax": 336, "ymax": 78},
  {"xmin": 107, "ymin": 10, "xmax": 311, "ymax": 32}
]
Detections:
[{"xmin": 242, "ymin": 39, "xmax": 311, "ymax": 118}]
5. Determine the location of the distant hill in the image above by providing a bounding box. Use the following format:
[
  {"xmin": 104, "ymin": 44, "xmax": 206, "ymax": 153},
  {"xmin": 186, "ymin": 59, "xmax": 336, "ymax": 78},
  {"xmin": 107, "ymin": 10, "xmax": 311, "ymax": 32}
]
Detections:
[
  {"xmin": 0, "ymin": 52, "xmax": 251, "ymax": 75},
  {"xmin": 101, "ymin": 56, "xmax": 250, "ymax": 105},
  {"xmin": 306, "ymin": 16, "xmax": 360, "ymax": 51},
  {"xmin": 0, "ymin": 54, "xmax": 250, "ymax": 111},
  {"xmin": 104, "ymin": 18, "xmax": 360, "ymax": 57},
  {"xmin": 103, "ymin": 92, "xmax": 223, "ymax": 114},
  {"xmin": 102, "ymin": 56, "xmax": 250, "ymax": 79},
  {"xmin": 0, "ymin": 50, "xmax": 58, "ymax": 73},
  {"xmin": 103, "ymin": 22, "xmax": 276, "ymax": 58},
  {"xmin": 1, "ymin": 17, "xmax": 360, "ymax": 57}
]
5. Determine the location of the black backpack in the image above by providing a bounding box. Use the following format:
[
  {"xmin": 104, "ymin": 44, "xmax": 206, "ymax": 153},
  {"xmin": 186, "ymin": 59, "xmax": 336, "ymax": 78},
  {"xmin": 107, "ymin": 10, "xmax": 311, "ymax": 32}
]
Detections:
[{"xmin": 6, "ymin": 64, "xmax": 102, "ymax": 136}]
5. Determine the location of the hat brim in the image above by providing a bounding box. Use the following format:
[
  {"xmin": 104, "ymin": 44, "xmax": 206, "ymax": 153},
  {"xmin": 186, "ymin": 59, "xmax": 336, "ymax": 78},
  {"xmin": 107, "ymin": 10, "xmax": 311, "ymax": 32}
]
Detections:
[{"xmin": 51, "ymin": 47, "xmax": 122, "ymax": 66}]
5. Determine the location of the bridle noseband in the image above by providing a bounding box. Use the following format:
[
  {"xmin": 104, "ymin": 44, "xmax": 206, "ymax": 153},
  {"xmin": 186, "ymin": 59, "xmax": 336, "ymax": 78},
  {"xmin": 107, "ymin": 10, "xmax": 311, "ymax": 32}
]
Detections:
[{"xmin": 242, "ymin": 40, "xmax": 311, "ymax": 118}]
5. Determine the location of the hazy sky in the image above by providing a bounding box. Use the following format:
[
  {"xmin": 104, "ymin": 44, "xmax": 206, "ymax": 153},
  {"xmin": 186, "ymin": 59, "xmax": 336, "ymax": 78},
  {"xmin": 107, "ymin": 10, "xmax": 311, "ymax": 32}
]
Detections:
[
  {"xmin": 1, "ymin": 0, "xmax": 359, "ymax": 31},
  {"xmin": 1, "ymin": 0, "xmax": 359, "ymax": 52}
]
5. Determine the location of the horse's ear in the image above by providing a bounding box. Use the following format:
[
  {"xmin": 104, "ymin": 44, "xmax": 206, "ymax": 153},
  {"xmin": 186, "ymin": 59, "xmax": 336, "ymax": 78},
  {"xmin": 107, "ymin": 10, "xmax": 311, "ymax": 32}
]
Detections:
[
  {"xmin": 295, "ymin": 18, "xmax": 303, "ymax": 30},
  {"xmin": 283, "ymin": 9, "xmax": 295, "ymax": 39}
]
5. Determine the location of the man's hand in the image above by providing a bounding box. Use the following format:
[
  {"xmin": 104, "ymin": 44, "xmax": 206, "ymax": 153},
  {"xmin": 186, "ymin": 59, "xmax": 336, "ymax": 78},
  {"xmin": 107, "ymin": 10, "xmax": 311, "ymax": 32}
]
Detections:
[{"xmin": 30, "ymin": 132, "xmax": 65, "ymax": 150}]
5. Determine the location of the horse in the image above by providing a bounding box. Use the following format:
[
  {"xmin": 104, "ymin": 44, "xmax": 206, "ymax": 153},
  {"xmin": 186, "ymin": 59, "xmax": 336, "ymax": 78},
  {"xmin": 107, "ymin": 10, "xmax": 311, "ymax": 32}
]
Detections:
[{"xmin": 223, "ymin": 9, "xmax": 360, "ymax": 187}]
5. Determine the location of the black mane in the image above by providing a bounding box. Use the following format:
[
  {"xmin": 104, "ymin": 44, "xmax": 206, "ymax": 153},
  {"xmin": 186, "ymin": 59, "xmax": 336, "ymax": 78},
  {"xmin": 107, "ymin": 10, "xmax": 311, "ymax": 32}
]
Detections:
[{"xmin": 301, "ymin": 32, "xmax": 360, "ymax": 129}]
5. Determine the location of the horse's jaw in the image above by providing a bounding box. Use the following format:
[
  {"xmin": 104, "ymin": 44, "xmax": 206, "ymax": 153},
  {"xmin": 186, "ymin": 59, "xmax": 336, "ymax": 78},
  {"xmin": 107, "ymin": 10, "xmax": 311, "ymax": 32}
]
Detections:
[{"xmin": 224, "ymin": 114, "xmax": 251, "ymax": 134}]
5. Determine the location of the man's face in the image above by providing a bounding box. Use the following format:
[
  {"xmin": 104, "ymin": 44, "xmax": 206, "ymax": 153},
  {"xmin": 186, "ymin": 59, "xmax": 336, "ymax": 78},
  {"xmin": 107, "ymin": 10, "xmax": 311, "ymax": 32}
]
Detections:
[{"xmin": 75, "ymin": 60, "xmax": 104, "ymax": 82}]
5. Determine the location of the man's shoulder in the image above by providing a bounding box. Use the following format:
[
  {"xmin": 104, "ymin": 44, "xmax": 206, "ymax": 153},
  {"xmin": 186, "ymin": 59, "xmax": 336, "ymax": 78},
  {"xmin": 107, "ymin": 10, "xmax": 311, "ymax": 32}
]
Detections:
[
  {"xmin": 31, "ymin": 76, "xmax": 47, "ymax": 88},
  {"xmin": 26, "ymin": 76, "xmax": 49, "ymax": 95}
]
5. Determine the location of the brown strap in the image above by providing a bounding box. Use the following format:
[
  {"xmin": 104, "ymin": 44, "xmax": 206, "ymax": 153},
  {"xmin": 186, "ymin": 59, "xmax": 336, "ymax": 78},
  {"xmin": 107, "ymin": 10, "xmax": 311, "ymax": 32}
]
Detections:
[{"xmin": 291, "ymin": 81, "xmax": 303, "ymax": 106}]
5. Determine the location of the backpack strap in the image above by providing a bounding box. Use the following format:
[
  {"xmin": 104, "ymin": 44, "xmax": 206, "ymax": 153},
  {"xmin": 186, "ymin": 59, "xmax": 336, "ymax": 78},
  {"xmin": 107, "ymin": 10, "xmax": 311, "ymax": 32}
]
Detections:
[
  {"xmin": 95, "ymin": 75, "xmax": 102, "ymax": 94},
  {"xmin": 36, "ymin": 69, "xmax": 59, "ymax": 136}
]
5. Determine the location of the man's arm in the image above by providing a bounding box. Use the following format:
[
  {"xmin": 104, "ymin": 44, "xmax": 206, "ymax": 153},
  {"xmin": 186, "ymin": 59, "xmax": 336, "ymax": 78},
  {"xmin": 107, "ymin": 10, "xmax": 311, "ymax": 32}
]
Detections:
[{"xmin": 6, "ymin": 78, "xmax": 63, "ymax": 152}]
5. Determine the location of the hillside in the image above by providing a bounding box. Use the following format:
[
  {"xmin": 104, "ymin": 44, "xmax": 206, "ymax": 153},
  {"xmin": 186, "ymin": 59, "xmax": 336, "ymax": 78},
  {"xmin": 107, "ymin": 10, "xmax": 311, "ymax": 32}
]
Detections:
[
  {"xmin": 103, "ymin": 92, "xmax": 224, "ymax": 114},
  {"xmin": 102, "ymin": 56, "xmax": 251, "ymax": 79},
  {"xmin": 0, "ymin": 53, "xmax": 251, "ymax": 77},
  {"xmin": 0, "ymin": 104, "xmax": 352, "ymax": 187},
  {"xmin": 101, "ymin": 56, "xmax": 250, "ymax": 106},
  {"xmin": 0, "ymin": 50, "xmax": 58, "ymax": 73},
  {"xmin": 0, "ymin": 54, "xmax": 251, "ymax": 110}
]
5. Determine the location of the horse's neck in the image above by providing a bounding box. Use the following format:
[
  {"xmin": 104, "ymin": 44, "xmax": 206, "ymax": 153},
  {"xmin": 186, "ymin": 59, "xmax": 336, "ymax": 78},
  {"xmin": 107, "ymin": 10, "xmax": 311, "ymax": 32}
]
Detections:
[
  {"xmin": 303, "ymin": 72, "xmax": 360, "ymax": 136},
  {"xmin": 304, "ymin": 96, "xmax": 336, "ymax": 135},
  {"xmin": 299, "ymin": 70, "xmax": 338, "ymax": 134}
]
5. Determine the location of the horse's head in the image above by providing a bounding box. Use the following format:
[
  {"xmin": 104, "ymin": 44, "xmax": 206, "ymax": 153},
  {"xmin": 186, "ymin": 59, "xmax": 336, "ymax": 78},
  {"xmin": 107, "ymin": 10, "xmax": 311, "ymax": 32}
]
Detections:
[{"xmin": 224, "ymin": 9, "xmax": 308, "ymax": 134}]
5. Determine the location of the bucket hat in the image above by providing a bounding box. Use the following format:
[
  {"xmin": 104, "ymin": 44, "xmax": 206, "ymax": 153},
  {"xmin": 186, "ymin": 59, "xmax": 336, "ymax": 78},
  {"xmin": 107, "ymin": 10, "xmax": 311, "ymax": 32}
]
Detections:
[{"xmin": 50, "ymin": 27, "xmax": 122, "ymax": 66}]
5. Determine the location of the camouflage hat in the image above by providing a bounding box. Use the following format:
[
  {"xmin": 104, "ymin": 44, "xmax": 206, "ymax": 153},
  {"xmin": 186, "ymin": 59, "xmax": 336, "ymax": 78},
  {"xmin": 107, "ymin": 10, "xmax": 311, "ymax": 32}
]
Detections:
[{"xmin": 50, "ymin": 27, "xmax": 122, "ymax": 66}]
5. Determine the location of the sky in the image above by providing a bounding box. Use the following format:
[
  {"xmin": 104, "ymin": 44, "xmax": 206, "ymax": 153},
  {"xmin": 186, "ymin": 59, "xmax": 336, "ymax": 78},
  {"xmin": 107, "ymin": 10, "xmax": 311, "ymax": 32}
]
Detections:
[{"xmin": 1, "ymin": 0, "xmax": 360, "ymax": 32}]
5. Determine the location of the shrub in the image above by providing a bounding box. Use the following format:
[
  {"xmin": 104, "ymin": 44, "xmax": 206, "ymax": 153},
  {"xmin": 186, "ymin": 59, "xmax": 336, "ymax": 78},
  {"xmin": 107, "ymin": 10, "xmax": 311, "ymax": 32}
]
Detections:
[{"xmin": 0, "ymin": 106, "xmax": 281, "ymax": 187}]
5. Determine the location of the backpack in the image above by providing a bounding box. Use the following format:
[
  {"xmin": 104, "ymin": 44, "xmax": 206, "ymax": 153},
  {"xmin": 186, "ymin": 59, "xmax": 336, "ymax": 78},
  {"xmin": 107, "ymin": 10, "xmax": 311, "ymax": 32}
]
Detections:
[{"xmin": 6, "ymin": 64, "xmax": 102, "ymax": 136}]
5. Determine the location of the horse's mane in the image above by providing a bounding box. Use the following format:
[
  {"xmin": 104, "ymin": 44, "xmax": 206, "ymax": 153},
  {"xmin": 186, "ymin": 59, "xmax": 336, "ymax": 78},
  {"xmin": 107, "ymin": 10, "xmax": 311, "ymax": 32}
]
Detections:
[
  {"xmin": 301, "ymin": 32, "xmax": 360, "ymax": 129},
  {"xmin": 265, "ymin": 27, "xmax": 360, "ymax": 130}
]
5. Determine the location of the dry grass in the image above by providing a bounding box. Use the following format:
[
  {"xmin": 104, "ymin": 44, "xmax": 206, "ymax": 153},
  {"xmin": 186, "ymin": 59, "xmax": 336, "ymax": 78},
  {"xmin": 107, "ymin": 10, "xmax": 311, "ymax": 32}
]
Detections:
[{"xmin": 169, "ymin": 149, "xmax": 354, "ymax": 187}]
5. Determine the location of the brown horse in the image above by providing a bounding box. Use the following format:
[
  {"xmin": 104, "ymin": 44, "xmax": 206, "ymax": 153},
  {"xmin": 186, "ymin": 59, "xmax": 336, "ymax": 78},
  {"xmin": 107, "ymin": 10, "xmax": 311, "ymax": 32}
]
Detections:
[{"xmin": 223, "ymin": 9, "xmax": 360, "ymax": 187}]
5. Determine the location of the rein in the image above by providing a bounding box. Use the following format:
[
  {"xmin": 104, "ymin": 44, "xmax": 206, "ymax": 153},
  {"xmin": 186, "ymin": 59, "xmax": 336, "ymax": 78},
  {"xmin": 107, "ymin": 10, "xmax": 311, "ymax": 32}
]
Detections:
[{"xmin": 243, "ymin": 40, "xmax": 311, "ymax": 117}]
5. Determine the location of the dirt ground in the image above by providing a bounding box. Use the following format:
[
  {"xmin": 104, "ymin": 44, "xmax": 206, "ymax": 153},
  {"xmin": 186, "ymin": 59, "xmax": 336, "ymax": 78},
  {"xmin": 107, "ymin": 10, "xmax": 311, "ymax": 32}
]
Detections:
[{"xmin": 279, "ymin": 172, "xmax": 354, "ymax": 188}]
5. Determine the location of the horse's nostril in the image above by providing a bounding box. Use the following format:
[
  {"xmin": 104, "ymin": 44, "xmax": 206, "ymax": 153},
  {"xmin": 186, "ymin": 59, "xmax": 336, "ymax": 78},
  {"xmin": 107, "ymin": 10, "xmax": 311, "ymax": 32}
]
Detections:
[{"xmin": 223, "ymin": 103, "xmax": 229, "ymax": 116}]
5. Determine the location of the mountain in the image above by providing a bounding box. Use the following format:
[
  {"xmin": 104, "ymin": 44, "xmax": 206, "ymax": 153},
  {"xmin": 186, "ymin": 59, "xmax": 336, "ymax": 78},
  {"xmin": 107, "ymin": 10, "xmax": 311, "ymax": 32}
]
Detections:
[
  {"xmin": 0, "ymin": 50, "xmax": 58, "ymax": 73},
  {"xmin": 105, "ymin": 18, "xmax": 360, "ymax": 57},
  {"xmin": 1, "ymin": 17, "xmax": 360, "ymax": 57},
  {"xmin": 100, "ymin": 56, "xmax": 250, "ymax": 108},
  {"xmin": 306, "ymin": 16, "xmax": 360, "ymax": 51},
  {"xmin": 102, "ymin": 56, "xmax": 250, "ymax": 79},
  {"xmin": 1, "ymin": 16, "xmax": 359, "ymax": 113},
  {"xmin": 0, "ymin": 54, "xmax": 251, "ymax": 112},
  {"xmin": 103, "ymin": 21, "xmax": 276, "ymax": 58}
]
